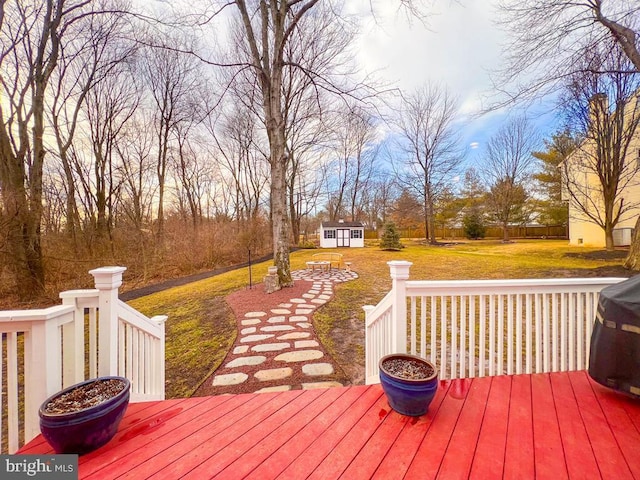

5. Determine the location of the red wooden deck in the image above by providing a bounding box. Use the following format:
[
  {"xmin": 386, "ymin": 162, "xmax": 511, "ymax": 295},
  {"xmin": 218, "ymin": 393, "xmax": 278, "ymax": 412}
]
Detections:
[{"xmin": 19, "ymin": 371, "xmax": 640, "ymax": 479}]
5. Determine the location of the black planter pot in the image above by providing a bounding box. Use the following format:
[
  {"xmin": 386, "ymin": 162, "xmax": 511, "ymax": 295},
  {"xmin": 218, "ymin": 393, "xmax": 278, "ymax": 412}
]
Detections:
[
  {"xmin": 379, "ymin": 354, "xmax": 438, "ymax": 417},
  {"xmin": 39, "ymin": 376, "xmax": 130, "ymax": 455}
]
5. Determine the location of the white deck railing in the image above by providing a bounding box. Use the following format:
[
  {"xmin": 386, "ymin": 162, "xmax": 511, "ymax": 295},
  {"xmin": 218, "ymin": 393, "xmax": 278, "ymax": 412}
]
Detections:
[
  {"xmin": 364, "ymin": 261, "xmax": 626, "ymax": 385},
  {"xmin": 0, "ymin": 267, "xmax": 166, "ymax": 453}
]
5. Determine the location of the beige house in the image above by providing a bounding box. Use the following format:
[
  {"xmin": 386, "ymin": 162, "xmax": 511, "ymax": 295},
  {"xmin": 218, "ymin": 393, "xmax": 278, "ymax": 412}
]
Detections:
[{"xmin": 564, "ymin": 93, "xmax": 640, "ymax": 247}]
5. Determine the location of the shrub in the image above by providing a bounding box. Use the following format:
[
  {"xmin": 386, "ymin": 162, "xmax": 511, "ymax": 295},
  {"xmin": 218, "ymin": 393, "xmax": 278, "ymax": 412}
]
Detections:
[
  {"xmin": 463, "ymin": 210, "xmax": 486, "ymax": 239},
  {"xmin": 380, "ymin": 222, "xmax": 403, "ymax": 250}
]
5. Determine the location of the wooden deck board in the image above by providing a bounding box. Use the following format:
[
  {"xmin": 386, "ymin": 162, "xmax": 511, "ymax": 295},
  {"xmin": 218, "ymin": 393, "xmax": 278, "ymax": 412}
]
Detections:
[
  {"xmin": 17, "ymin": 372, "xmax": 640, "ymax": 480},
  {"xmin": 569, "ymin": 371, "xmax": 635, "ymax": 480},
  {"xmin": 469, "ymin": 375, "xmax": 511, "ymax": 478},
  {"xmin": 370, "ymin": 380, "xmax": 450, "ymax": 479},
  {"xmin": 403, "ymin": 380, "xmax": 467, "ymax": 479},
  {"xmin": 549, "ymin": 372, "xmax": 601, "ymax": 479},
  {"xmin": 531, "ymin": 372, "xmax": 568, "ymax": 479},
  {"xmin": 246, "ymin": 386, "xmax": 364, "ymax": 479},
  {"xmin": 504, "ymin": 374, "xmax": 535, "ymax": 479},
  {"xmin": 437, "ymin": 377, "xmax": 491, "ymax": 479}
]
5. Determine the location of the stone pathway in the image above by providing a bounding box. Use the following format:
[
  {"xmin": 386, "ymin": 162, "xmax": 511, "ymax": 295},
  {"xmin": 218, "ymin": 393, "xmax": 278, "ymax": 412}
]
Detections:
[{"xmin": 208, "ymin": 268, "xmax": 358, "ymax": 395}]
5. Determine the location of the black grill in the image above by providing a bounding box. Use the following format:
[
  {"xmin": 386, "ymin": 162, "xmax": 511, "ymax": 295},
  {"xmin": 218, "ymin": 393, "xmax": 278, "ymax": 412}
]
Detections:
[{"xmin": 588, "ymin": 275, "xmax": 640, "ymax": 397}]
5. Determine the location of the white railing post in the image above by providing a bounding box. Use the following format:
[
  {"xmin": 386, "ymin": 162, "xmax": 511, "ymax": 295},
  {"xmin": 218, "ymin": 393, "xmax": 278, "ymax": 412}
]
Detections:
[
  {"xmin": 25, "ymin": 317, "xmax": 61, "ymax": 443},
  {"xmin": 388, "ymin": 261, "xmax": 413, "ymax": 354},
  {"xmin": 90, "ymin": 266, "xmax": 127, "ymax": 377}
]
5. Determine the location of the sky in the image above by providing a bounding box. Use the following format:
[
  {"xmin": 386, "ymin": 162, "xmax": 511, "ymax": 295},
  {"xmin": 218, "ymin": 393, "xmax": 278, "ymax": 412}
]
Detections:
[{"xmin": 352, "ymin": 0, "xmax": 562, "ymax": 165}]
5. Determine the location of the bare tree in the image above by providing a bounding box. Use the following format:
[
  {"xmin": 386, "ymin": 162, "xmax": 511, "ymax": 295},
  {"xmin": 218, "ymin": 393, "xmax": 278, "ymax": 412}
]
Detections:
[
  {"xmin": 326, "ymin": 104, "xmax": 378, "ymax": 222},
  {"xmin": 561, "ymin": 46, "xmax": 640, "ymax": 251},
  {"xmin": 0, "ymin": 0, "xmax": 97, "ymax": 298},
  {"xmin": 483, "ymin": 116, "xmax": 540, "ymax": 242},
  {"xmin": 497, "ymin": 0, "xmax": 640, "ymax": 103},
  {"xmin": 142, "ymin": 32, "xmax": 204, "ymax": 243},
  {"xmin": 394, "ymin": 83, "xmax": 464, "ymax": 244},
  {"xmin": 82, "ymin": 58, "xmax": 139, "ymax": 242},
  {"xmin": 115, "ymin": 117, "xmax": 156, "ymax": 231},
  {"xmin": 210, "ymin": 103, "xmax": 270, "ymax": 223}
]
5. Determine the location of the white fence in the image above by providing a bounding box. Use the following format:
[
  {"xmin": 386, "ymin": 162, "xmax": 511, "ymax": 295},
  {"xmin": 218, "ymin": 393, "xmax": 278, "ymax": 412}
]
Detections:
[
  {"xmin": 0, "ymin": 267, "xmax": 166, "ymax": 453},
  {"xmin": 364, "ymin": 261, "xmax": 626, "ymax": 385}
]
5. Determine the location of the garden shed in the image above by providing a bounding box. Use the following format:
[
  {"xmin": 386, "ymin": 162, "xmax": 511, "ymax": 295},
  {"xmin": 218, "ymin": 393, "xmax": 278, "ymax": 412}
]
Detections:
[{"xmin": 319, "ymin": 220, "xmax": 365, "ymax": 248}]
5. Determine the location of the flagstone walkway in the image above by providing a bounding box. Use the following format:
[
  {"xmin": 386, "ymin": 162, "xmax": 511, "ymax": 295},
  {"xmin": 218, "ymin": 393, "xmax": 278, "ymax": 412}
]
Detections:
[{"xmin": 205, "ymin": 268, "xmax": 358, "ymax": 395}]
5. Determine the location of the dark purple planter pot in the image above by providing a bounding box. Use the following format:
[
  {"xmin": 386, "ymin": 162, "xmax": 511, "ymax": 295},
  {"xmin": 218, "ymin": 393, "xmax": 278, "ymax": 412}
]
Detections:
[
  {"xmin": 379, "ymin": 354, "xmax": 438, "ymax": 417},
  {"xmin": 39, "ymin": 376, "xmax": 130, "ymax": 455}
]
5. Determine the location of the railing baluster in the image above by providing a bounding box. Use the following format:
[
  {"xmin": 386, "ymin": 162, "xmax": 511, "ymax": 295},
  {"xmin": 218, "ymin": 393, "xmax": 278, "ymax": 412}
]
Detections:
[
  {"xmin": 7, "ymin": 332, "xmax": 18, "ymax": 453},
  {"xmin": 569, "ymin": 292, "xmax": 576, "ymax": 371},
  {"xmin": 526, "ymin": 293, "xmax": 532, "ymax": 374},
  {"xmin": 550, "ymin": 293, "xmax": 560, "ymax": 372},
  {"xmin": 479, "ymin": 295, "xmax": 486, "ymax": 378},
  {"xmin": 489, "ymin": 295, "xmax": 496, "ymax": 377},
  {"xmin": 440, "ymin": 296, "xmax": 447, "ymax": 379},
  {"xmin": 516, "ymin": 294, "xmax": 522, "ymax": 374},
  {"xmin": 543, "ymin": 293, "xmax": 550, "ymax": 372},
  {"xmin": 469, "ymin": 296, "xmax": 476, "ymax": 378},
  {"xmin": 507, "ymin": 294, "xmax": 514, "ymax": 375},
  {"xmin": 410, "ymin": 296, "xmax": 417, "ymax": 355},
  {"xmin": 430, "ymin": 296, "xmax": 437, "ymax": 366},
  {"xmin": 420, "ymin": 296, "xmax": 427, "ymax": 358},
  {"xmin": 460, "ymin": 296, "xmax": 467, "ymax": 378},
  {"xmin": 535, "ymin": 293, "xmax": 542, "ymax": 373},
  {"xmin": 560, "ymin": 293, "xmax": 567, "ymax": 372}
]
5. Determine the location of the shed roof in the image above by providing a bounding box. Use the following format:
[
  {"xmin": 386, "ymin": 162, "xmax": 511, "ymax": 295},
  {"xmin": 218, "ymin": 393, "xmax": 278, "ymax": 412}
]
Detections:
[{"xmin": 321, "ymin": 221, "xmax": 364, "ymax": 228}]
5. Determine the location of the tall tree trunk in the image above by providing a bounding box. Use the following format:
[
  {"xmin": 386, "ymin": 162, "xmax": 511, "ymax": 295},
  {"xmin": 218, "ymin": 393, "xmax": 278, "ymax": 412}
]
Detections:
[{"xmin": 624, "ymin": 215, "xmax": 640, "ymax": 270}]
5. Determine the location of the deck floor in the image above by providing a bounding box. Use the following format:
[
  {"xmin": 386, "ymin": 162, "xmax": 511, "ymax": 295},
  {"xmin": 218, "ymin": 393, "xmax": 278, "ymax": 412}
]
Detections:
[{"xmin": 19, "ymin": 371, "xmax": 640, "ymax": 479}]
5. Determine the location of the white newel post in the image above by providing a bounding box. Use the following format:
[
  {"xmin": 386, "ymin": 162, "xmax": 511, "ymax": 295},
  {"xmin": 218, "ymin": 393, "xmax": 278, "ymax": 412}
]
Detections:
[
  {"xmin": 90, "ymin": 266, "xmax": 127, "ymax": 377},
  {"xmin": 388, "ymin": 260, "xmax": 412, "ymax": 354}
]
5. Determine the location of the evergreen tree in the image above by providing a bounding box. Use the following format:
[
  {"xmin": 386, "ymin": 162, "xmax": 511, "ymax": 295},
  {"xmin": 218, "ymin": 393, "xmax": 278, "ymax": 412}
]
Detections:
[
  {"xmin": 463, "ymin": 208, "xmax": 486, "ymax": 240},
  {"xmin": 380, "ymin": 222, "xmax": 403, "ymax": 250},
  {"xmin": 532, "ymin": 130, "xmax": 580, "ymax": 226}
]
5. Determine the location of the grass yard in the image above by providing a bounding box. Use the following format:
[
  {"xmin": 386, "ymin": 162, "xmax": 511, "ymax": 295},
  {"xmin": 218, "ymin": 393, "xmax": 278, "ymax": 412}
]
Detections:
[{"xmin": 128, "ymin": 239, "xmax": 631, "ymax": 397}]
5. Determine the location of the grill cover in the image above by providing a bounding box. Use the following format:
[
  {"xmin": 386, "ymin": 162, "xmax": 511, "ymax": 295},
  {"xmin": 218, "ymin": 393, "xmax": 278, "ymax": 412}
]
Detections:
[{"xmin": 588, "ymin": 275, "xmax": 640, "ymax": 397}]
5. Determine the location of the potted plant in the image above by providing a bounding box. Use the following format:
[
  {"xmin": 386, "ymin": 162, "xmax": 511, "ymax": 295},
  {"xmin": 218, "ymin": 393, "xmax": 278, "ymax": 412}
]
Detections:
[
  {"xmin": 39, "ymin": 376, "xmax": 130, "ymax": 455},
  {"xmin": 379, "ymin": 353, "xmax": 438, "ymax": 416}
]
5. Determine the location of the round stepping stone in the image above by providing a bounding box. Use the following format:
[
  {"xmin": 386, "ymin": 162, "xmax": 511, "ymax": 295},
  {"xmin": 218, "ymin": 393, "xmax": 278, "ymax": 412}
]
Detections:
[
  {"xmin": 225, "ymin": 356, "xmax": 267, "ymax": 368},
  {"xmin": 241, "ymin": 327, "xmax": 256, "ymax": 334},
  {"xmin": 255, "ymin": 367, "xmax": 293, "ymax": 381},
  {"xmin": 271, "ymin": 308, "xmax": 291, "ymax": 314},
  {"xmin": 245, "ymin": 311, "xmax": 266, "ymax": 318},
  {"xmin": 296, "ymin": 322, "xmax": 312, "ymax": 328},
  {"xmin": 233, "ymin": 346, "xmax": 249, "ymax": 354},
  {"xmin": 252, "ymin": 342, "xmax": 290, "ymax": 352},
  {"xmin": 318, "ymin": 294, "xmax": 331, "ymax": 300},
  {"xmin": 241, "ymin": 334, "xmax": 275, "ymax": 343},
  {"xmin": 302, "ymin": 293, "xmax": 315, "ymax": 299},
  {"xmin": 291, "ymin": 298, "xmax": 307, "ymax": 303},
  {"xmin": 295, "ymin": 340, "xmax": 319, "ymax": 348},
  {"xmin": 261, "ymin": 325, "xmax": 295, "ymax": 332},
  {"xmin": 274, "ymin": 350, "xmax": 323, "ymax": 362},
  {"xmin": 301, "ymin": 381, "xmax": 343, "ymax": 389},
  {"xmin": 241, "ymin": 319, "xmax": 261, "ymax": 326},
  {"xmin": 255, "ymin": 385, "xmax": 292, "ymax": 393},
  {"xmin": 279, "ymin": 303, "xmax": 293, "ymax": 308},
  {"xmin": 311, "ymin": 299, "xmax": 327, "ymax": 305},
  {"xmin": 295, "ymin": 309, "xmax": 314, "ymax": 315},
  {"xmin": 302, "ymin": 363, "xmax": 334, "ymax": 376},
  {"xmin": 289, "ymin": 315, "xmax": 308, "ymax": 322},
  {"xmin": 308, "ymin": 290, "xmax": 320, "ymax": 294},
  {"xmin": 268, "ymin": 316, "xmax": 286, "ymax": 323},
  {"xmin": 277, "ymin": 332, "xmax": 311, "ymax": 340},
  {"xmin": 212, "ymin": 373, "xmax": 248, "ymax": 386}
]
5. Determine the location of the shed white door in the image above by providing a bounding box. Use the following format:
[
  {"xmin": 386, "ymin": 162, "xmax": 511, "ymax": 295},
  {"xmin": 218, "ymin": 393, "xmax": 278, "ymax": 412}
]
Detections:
[{"xmin": 337, "ymin": 229, "xmax": 350, "ymax": 247}]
